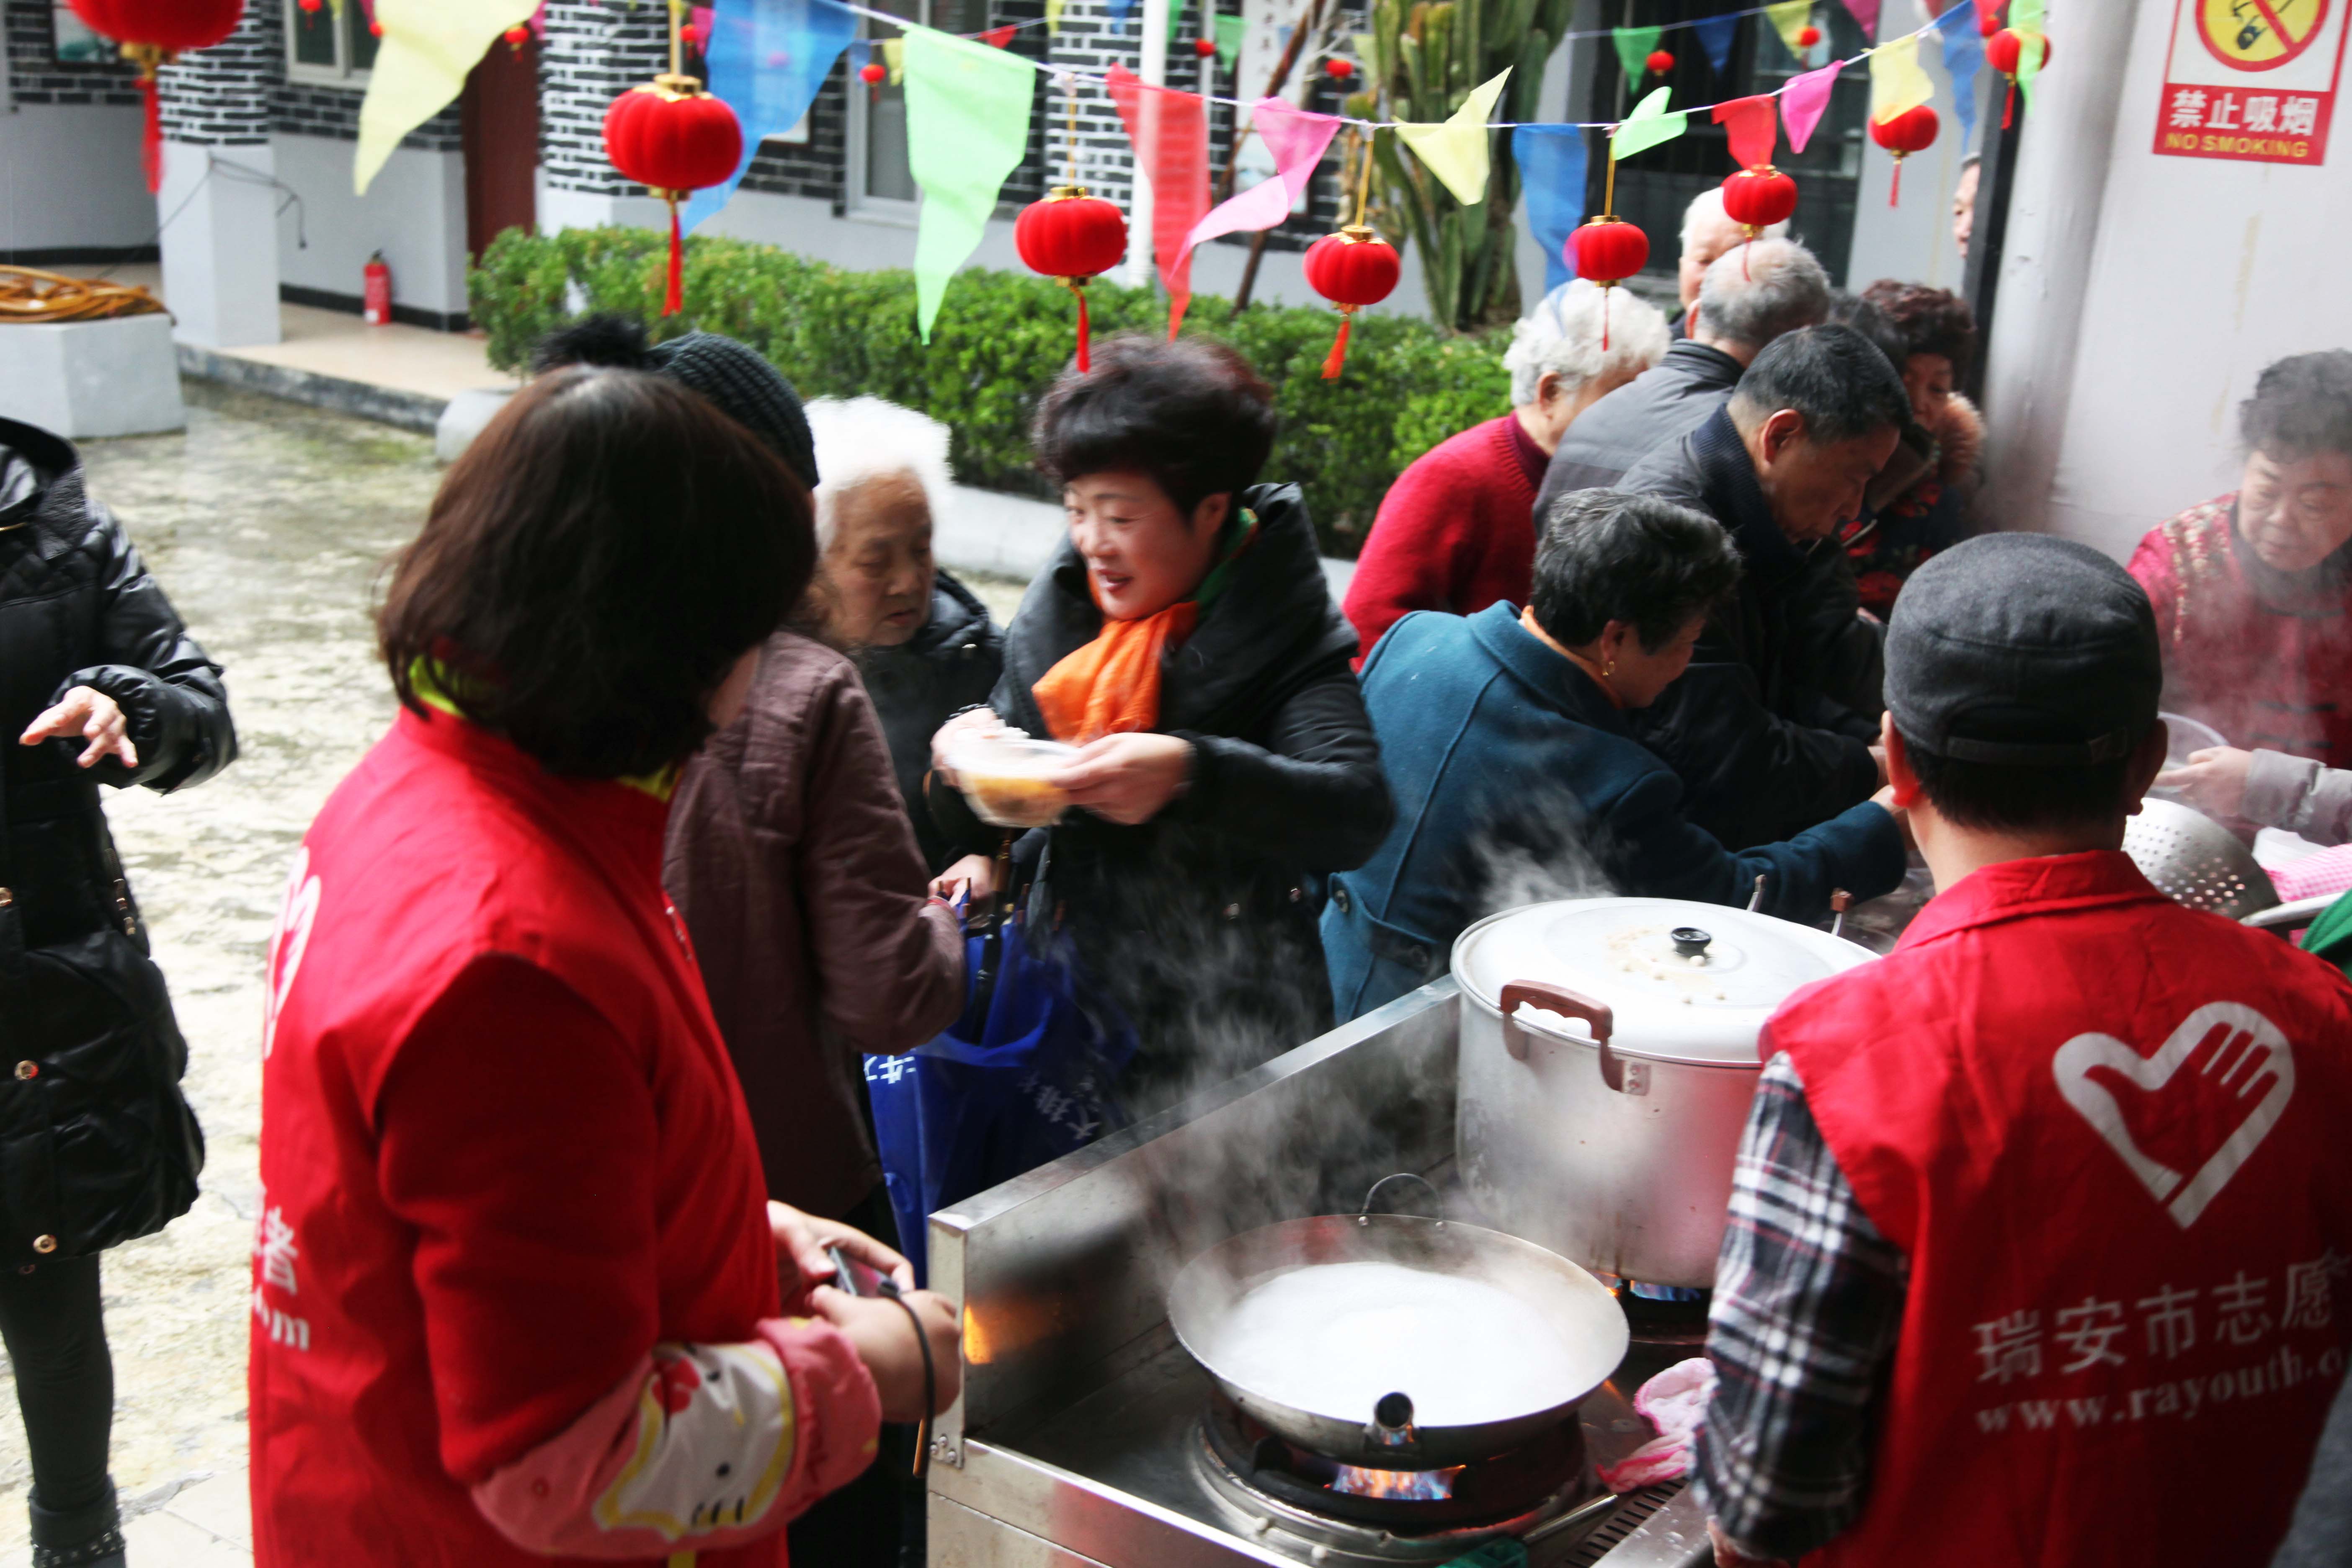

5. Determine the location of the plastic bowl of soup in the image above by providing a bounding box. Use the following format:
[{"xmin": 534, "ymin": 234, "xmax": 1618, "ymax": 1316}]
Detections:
[{"xmin": 946, "ymin": 733, "xmax": 1080, "ymax": 829}]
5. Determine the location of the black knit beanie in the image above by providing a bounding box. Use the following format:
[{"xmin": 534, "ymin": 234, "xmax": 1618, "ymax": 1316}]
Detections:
[{"xmin": 531, "ymin": 315, "xmax": 820, "ymax": 490}]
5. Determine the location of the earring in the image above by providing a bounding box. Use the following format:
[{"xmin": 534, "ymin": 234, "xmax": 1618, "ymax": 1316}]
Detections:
[{"xmin": 1604, "ymin": 661, "xmax": 1616, "ymax": 677}]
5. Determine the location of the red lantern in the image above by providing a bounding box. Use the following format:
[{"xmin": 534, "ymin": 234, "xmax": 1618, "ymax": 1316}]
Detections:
[
  {"xmin": 298, "ymin": 0, "xmax": 321, "ymax": 10},
  {"xmin": 680, "ymin": 21, "xmax": 702, "ymax": 44},
  {"xmin": 1986, "ymin": 28, "xmax": 2050, "ymax": 127},
  {"xmin": 1302, "ymin": 226, "xmax": 1399, "ymax": 380},
  {"xmin": 503, "ymin": 23, "xmax": 530, "ymax": 52},
  {"xmin": 67, "ymin": 0, "xmax": 244, "ymax": 193},
  {"xmin": 1977, "ymin": 0, "xmax": 2007, "ymax": 37},
  {"xmin": 1868, "ymin": 103, "xmax": 1938, "ymax": 206},
  {"xmin": 1568, "ymin": 216, "xmax": 1649, "ymax": 350},
  {"xmin": 1720, "ymin": 165, "xmax": 1798, "ymax": 276},
  {"xmin": 1194, "ymin": 35, "xmax": 1217, "ymax": 57},
  {"xmin": 859, "ymin": 60, "xmax": 886, "ymax": 83},
  {"xmin": 1324, "ymin": 57, "xmax": 1355, "ymax": 80},
  {"xmin": 604, "ymin": 75, "xmax": 744, "ymax": 315},
  {"xmin": 1015, "ymin": 187, "xmax": 1128, "ymax": 372},
  {"xmin": 1796, "ymin": 24, "xmax": 1821, "ymax": 46},
  {"xmin": 1644, "ymin": 49, "xmax": 1675, "ymax": 76}
]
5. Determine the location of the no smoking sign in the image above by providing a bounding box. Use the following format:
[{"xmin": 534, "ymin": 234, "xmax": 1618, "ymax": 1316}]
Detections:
[{"xmin": 2156, "ymin": 0, "xmax": 2349, "ymax": 162}]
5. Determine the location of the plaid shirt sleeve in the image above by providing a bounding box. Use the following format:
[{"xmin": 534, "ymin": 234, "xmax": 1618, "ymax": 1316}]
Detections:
[{"xmin": 1694, "ymin": 1052, "xmax": 1910, "ymax": 1563}]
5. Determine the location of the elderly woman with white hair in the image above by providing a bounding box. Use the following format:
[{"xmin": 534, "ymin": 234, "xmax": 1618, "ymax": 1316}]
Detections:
[
  {"xmin": 1342, "ymin": 279, "xmax": 1669, "ymax": 658},
  {"xmin": 803, "ymin": 397, "xmax": 1005, "ymax": 870}
]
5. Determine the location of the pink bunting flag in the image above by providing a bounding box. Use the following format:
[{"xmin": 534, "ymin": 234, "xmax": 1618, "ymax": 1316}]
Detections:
[
  {"xmin": 1181, "ymin": 100, "xmax": 1343, "ymax": 256},
  {"xmin": 1712, "ymin": 94, "xmax": 1778, "ymax": 169},
  {"xmin": 1107, "ymin": 65, "xmax": 1212, "ymax": 338},
  {"xmin": 1840, "ymin": 0, "xmax": 1881, "ymax": 36},
  {"xmin": 1780, "ymin": 60, "xmax": 1844, "ymax": 154}
]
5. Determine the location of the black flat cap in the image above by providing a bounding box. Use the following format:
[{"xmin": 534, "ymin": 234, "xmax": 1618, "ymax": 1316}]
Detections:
[{"xmin": 1886, "ymin": 534, "xmax": 2161, "ymax": 766}]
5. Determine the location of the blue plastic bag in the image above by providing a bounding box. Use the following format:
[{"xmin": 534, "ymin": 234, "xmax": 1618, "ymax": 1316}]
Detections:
[{"xmin": 866, "ymin": 906, "xmax": 1135, "ymax": 1284}]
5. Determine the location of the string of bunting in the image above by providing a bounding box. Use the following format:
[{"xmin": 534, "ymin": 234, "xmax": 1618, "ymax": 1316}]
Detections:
[{"xmin": 345, "ymin": 0, "xmax": 2049, "ymax": 359}]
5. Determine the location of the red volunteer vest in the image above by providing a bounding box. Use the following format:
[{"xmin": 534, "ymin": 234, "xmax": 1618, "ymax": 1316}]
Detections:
[
  {"xmin": 250, "ymin": 711, "xmax": 784, "ymax": 1568},
  {"xmin": 1774, "ymin": 852, "xmax": 2352, "ymax": 1567}
]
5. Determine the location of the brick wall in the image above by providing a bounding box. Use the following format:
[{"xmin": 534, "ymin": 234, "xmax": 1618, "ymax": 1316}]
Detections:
[
  {"xmin": 157, "ymin": 2, "xmax": 279, "ymax": 145},
  {"xmin": 270, "ymin": 77, "xmax": 463, "ymax": 149},
  {"xmin": 5, "ymin": 0, "xmax": 140, "ymax": 106},
  {"xmin": 542, "ymin": 0, "xmax": 669, "ymax": 193}
]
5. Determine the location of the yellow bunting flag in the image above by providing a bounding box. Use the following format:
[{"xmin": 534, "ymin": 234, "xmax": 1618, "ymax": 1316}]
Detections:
[
  {"xmin": 880, "ymin": 36, "xmax": 906, "ymax": 83},
  {"xmin": 355, "ymin": 0, "xmax": 538, "ymax": 194},
  {"xmin": 1868, "ymin": 34, "xmax": 1936, "ymax": 123},
  {"xmin": 1392, "ymin": 69, "xmax": 1511, "ymax": 207},
  {"xmin": 1764, "ymin": 0, "xmax": 1815, "ymax": 58}
]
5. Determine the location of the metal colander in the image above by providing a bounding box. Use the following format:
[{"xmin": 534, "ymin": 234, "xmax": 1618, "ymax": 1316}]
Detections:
[{"xmin": 2124, "ymin": 798, "xmax": 2279, "ymax": 919}]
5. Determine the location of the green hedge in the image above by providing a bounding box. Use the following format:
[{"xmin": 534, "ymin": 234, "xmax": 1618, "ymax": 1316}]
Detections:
[{"xmin": 468, "ymin": 226, "xmax": 1513, "ymax": 557}]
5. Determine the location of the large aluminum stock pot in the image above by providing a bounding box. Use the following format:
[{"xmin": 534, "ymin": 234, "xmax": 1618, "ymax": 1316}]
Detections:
[{"xmin": 1453, "ymin": 898, "xmax": 1878, "ymax": 1288}]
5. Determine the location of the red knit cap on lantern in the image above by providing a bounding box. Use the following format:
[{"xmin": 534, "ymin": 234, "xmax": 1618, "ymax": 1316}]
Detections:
[
  {"xmin": 68, "ymin": 0, "xmax": 245, "ymax": 192},
  {"xmin": 1868, "ymin": 104, "xmax": 1938, "ymax": 206},
  {"xmin": 1986, "ymin": 28, "xmax": 2050, "ymax": 128}
]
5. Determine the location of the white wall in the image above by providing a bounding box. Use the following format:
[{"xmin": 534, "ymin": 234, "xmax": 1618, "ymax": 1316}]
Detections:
[
  {"xmin": 0, "ymin": 103, "xmax": 152, "ymax": 254},
  {"xmin": 273, "ymin": 135, "xmax": 469, "ymax": 317},
  {"xmin": 1981, "ymin": 0, "xmax": 2352, "ymax": 562}
]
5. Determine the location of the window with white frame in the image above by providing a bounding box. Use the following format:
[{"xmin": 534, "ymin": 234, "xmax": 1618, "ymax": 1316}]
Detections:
[
  {"xmin": 847, "ymin": 0, "xmax": 983, "ymax": 216},
  {"xmin": 284, "ymin": 0, "xmax": 379, "ymax": 86}
]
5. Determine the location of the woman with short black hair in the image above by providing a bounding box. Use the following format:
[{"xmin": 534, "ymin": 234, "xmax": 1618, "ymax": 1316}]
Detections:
[
  {"xmin": 1326, "ymin": 489, "xmax": 1907, "ymax": 1020},
  {"xmin": 253, "ymin": 365, "xmax": 961, "ymax": 1568},
  {"xmin": 2130, "ymin": 348, "xmax": 2352, "ymax": 771},
  {"xmin": 928, "ymin": 334, "xmax": 1391, "ymax": 1110}
]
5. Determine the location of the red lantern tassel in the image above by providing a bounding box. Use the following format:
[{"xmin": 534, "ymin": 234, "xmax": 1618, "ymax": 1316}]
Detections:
[
  {"xmin": 1601, "ymin": 287, "xmax": 1612, "ymax": 353},
  {"xmin": 1888, "ymin": 157, "xmax": 1902, "ymax": 207},
  {"xmin": 1321, "ymin": 308, "xmax": 1354, "ymax": 381},
  {"xmin": 2003, "ymin": 79, "xmax": 2017, "ymax": 128},
  {"xmin": 664, "ymin": 196, "xmax": 683, "ymax": 316},
  {"xmin": 138, "ymin": 73, "xmax": 162, "ymax": 195},
  {"xmin": 1074, "ymin": 284, "xmax": 1092, "ymax": 373}
]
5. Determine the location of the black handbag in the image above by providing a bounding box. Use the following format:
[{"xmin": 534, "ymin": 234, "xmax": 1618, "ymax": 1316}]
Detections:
[{"xmin": 0, "ymin": 776, "xmax": 204, "ymax": 1264}]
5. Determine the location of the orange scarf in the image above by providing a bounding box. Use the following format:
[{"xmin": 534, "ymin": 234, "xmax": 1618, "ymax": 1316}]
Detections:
[
  {"xmin": 1032, "ymin": 510, "xmax": 1259, "ymax": 745},
  {"xmin": 1033, "ymin": 600, "xmax": 1199, "ymax": 744}
]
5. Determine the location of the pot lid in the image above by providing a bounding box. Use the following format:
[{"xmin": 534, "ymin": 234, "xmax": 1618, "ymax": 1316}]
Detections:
[{"xmin": 1452, "ymin": 897, "xmax": 1877, "ymax": 1065}]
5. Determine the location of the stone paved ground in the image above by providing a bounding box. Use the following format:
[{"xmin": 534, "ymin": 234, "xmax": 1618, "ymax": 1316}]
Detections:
[{"xmin": 0, "ymin": 382, "xmax": 1026, "ymax": 1563}]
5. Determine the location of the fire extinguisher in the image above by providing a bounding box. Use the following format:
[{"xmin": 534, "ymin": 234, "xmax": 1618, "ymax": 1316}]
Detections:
[{"xmin": 363, "ymin": 251, "xmax": 392, "ymax": 326}]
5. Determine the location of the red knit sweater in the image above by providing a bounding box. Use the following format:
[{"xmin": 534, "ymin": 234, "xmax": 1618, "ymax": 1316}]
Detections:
[{"xmin": 1343, "ymin": 414, "xmax": 1548, "ymax": 663}]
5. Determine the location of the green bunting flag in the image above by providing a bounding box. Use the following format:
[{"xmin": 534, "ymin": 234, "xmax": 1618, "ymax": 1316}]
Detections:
[
  {"xmin": 2011, "ymin": 0, "xmax": 2046, "ymax": 106},
  {"xmin": 904, "ymin": 26, "xmax": 1036, "ymax": 339},
  {"xmin": 1610, "ymin": 84, "xmax": 1687, "ymax": 159},
  {"xmin": 1214, "ymin": 12, "xmax": 1245, "ymax": 67},
  {"xmin": 1611, "ymin": 24, "xmax": 1665, "ymax": 83}
]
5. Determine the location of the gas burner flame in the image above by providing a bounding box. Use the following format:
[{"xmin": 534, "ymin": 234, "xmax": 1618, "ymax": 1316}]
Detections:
[{"xmin": 1329, "ymin": 1463, "xmax": 1462, "ymax": 1502}]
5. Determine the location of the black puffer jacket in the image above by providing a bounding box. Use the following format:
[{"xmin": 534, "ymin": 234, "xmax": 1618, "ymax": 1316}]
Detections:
[
  {"xmin": 1618, "ymin": 407, "xmax": 1880, "ymax": 850},
  {"xmin": 930, "ymin": 484, "xmax": 1391, "ymax": 1109},
  {"xmin": 859, "ymin": 570, "xmax": 1003, "ymax": 872},
  {"xmin": 0, "ymin": 418, "xmax": 233, "ymax": 1265}
]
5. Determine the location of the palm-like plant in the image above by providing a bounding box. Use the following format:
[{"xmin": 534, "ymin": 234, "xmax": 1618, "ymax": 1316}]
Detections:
[{"xmin": 1347, "ymin": 0, "xmax": 1575, "ymax": 331}]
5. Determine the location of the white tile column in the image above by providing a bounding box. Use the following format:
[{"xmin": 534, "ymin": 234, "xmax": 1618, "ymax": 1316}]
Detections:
[{"xmin": 158, "ymin": 142, "xmax": 284, "ymax": 348}]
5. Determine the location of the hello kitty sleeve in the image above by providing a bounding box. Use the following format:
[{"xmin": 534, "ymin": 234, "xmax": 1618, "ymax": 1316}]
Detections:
[{"xmin": 469, "ymin": 1316, "xmax": 882, "ymax": 1558}]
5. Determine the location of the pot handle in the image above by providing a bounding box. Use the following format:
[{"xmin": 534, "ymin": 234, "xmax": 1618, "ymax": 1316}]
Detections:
[{"xmin": 1498, "ymin": 982, "xmax": 1622, "ymax": 1084}]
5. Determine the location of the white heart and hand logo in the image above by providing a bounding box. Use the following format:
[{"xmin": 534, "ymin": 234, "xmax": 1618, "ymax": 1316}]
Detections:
[
  {"xmin": 263, "ymin": 848, "xmax": 322, "ymax": 1061},
  {"xmin": 2053, "ymin": 1002, "xmax": 2295, "ymax": 1229}
]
